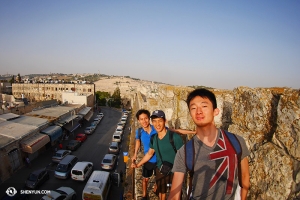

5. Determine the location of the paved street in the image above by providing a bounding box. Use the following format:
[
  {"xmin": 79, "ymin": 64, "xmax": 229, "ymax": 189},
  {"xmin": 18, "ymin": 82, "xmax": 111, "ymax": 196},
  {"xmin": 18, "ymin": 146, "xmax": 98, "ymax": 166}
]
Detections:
[{"xmin": 0, "ymin": 107, "xmax": 131, "ymax": 200}]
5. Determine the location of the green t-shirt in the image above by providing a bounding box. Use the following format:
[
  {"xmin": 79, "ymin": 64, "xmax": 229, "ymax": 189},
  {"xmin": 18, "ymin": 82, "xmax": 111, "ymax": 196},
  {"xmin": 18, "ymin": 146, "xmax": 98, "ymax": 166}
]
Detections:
[{"xmin": 150, "ymin": 130, "xmax": 184, "ymax": 168}]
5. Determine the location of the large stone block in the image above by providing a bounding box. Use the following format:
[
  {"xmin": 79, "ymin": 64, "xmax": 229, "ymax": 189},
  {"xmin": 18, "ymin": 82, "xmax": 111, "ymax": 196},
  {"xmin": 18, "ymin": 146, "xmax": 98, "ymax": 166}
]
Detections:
[
  {"xmin": 249, "ymin": 143, "xmax": 296, "ymax": 200},
  {"xmin": 231, "ymin": 87, "xmax": 274, "ymax": 133},
  {"xmin": 273, "ymin": 89, "xmax": 300, "ymax": 160}
]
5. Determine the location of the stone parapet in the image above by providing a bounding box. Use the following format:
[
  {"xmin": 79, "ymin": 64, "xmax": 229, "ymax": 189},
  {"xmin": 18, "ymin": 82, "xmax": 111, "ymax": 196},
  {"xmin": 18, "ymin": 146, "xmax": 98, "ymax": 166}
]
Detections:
[{"xmin": 124, "ymin": 85, "xmax": 300, "ymax": 199}]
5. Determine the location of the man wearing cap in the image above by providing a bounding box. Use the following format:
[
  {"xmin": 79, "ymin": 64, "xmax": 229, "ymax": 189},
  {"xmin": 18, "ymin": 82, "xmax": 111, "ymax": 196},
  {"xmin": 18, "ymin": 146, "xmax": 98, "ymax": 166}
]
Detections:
[{"xmin": 132, "ymin": 110, "xmax": 184, "ymax": 200}]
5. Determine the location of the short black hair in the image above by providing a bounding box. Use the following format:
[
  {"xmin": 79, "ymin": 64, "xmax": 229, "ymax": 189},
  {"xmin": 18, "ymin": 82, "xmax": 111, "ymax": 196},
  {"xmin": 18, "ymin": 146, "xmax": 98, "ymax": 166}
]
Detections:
[
  {"xmin": 186, "ymin": 88, "xmax": 217, "ymax": 109},
  {"xmin": 135, "ymin": 109, "xmax": 150, "ymax": 120}
]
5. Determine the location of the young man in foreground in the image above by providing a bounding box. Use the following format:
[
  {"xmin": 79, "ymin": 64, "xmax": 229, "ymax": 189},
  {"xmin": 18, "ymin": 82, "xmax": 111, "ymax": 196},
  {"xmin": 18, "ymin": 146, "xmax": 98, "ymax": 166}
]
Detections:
[
  {"xmin": 132, "ymin": 110, "xmax": 184, "ymax": 200},
  {"xmin": 168, "ymin": 89, "xmax": 250, "ymax": 200}
]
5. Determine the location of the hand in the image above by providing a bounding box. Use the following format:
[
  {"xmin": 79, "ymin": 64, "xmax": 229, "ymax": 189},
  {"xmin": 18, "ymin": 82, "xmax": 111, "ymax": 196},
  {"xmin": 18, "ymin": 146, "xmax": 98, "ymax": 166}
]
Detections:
[
  {"xmin": 131, "ymin": 162, "xmax": 137, "ymax": 168},
  {"xmin": 131, "ymin": 154, "xmax": 137, "ymax": 162}
]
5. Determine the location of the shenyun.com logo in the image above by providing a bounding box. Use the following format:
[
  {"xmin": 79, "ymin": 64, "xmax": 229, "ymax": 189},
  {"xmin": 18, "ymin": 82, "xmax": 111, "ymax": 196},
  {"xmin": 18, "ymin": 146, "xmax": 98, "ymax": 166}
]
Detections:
[{"xmin": 6, "ymin": 187, "xmax": 17, "ymax": 197}]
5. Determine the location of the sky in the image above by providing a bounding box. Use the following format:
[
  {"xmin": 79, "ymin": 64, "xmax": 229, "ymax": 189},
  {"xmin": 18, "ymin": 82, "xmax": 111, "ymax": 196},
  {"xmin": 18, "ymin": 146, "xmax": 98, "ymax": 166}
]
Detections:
[{"xmin": 0, "ymin": 1, "xmax": 299, "ymax": 89}]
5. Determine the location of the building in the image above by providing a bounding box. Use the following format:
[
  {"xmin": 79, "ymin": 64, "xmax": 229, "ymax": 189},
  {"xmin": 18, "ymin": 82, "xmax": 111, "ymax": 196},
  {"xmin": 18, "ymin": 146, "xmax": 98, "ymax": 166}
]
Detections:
[
  {"xmin": 12, "ymin": 83, "xmax": 95, "ymax": 106},
  {"xmin": 62, "ymin": 92, "xmax": 94, "ymax": 107},
  {"xmin": 0, "ymin": 114, "xmax": 47, "ymax": 182},
  {"xmin": 0, "ymin": 82, "xmax": 12, "ymax": 95},
  {"xmin": 0, "ymin": 104, "xmax": 93, "ymax": 182}
]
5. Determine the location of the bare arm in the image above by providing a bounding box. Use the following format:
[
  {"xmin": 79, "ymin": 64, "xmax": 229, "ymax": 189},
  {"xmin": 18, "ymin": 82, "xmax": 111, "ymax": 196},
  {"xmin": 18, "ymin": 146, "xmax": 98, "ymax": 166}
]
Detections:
[
  {"xmin": 240, "ymin": 157, "xmax": 250, "ymax": 200},
  {"xmin": 136, "ymin": 148, "xmax": 155, "ymax": 168},
  {"xmin": 169, "ymin": 128, "xmax": 196, "ymax": 135},
  {"xmin": 168, "ymin": 172, "xmax": 185, "ymax": 200}
]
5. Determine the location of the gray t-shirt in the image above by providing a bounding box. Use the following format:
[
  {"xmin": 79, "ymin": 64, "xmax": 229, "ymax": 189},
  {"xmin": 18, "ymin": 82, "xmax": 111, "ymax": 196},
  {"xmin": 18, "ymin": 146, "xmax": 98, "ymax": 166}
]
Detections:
[{"xmin": 172, "ymin": 129, "xmax": 250, "ymax": 200}]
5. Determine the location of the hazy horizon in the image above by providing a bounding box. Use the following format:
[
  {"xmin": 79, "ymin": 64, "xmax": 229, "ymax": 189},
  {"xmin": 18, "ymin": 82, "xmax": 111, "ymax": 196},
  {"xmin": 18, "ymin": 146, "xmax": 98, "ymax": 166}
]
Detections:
[{"xmin": 1, "ymin": 1, "xmax": 299, "ymax": 89}]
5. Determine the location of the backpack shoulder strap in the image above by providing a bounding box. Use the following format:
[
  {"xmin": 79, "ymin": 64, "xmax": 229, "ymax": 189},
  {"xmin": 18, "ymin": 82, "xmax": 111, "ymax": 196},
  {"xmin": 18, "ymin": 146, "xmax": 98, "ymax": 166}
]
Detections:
[
  {"xmin": 150, "ymin": 134, "xmax": 156, "ymax": 146},
  {"xmin": 185, "ymin": 137, "xmax": 195, "ymax": 173},
  {"xmin": 222, "ymin": 130, "xmax": 243, "ymax": 187},
  {"xmin": 169, "ymin": 131, "xmax": 177, "ymax": 153},
  {"xmin": 185, "ymin": 137, "xmax": 195, "ymax": 199},
  {"xmin": 222, "ymin": 130, "xmax": 242, "ymax": 161}
]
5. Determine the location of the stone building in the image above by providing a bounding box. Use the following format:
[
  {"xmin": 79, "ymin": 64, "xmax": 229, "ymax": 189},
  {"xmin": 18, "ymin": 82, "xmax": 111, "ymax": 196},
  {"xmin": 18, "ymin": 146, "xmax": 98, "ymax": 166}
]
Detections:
[
  {"xmin": 0, "ymin": 82, "xmax": 12, "ymax": 95},
  {"xmin": 12, "ymin": 83, "xmax": 95, "ymax": 106}
]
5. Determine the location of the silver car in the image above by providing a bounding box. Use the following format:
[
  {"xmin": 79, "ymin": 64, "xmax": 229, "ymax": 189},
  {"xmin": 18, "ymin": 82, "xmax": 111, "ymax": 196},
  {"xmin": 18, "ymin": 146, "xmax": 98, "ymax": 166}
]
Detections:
[
  {"xmin": 40, "ymin": 187, "xmax": 76, "ymax": 200},
  {"xmin": 52, "ymin": 150, "xmax": 72, "ymax": 163},
  {"xmin": 101, "ymin": 154, "xmax": 117, "ymax": 171},
  {"xmin": 108, "ymin": 142, "xmax": 120, "ymax": 154},
  {"xmin": 84, "ymin": 126, "xmax": 95, "ymax": 135}
]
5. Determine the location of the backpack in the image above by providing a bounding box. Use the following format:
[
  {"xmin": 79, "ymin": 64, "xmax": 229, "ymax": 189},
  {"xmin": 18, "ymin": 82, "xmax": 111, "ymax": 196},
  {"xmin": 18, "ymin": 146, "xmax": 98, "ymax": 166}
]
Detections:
[{"xmin": 185, "ymin": 129, "xmax": 242, "ymax": 199}]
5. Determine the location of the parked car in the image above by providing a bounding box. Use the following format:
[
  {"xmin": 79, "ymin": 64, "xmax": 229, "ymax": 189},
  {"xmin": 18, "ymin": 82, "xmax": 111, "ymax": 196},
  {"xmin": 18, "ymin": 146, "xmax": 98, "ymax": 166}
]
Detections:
[
  {"xmin": 84, "ymin": 126, "xmax": 95, "ymax": 135},
  {"xmin": 40, "ymin": 187, "xmax": 76, "ymax": 200},
  {"xmin": 66, "ymin": 140, "xmax": 81, "ymax": 151},
  {"xmin": 54, "ymin": 155, "xmax": 78, "ymax": 179},
  {"xmin": 101, "ymin": 154, "xmax": 117, "ymax": 170},
  {"xmin": 108, "ymin": 142, "xmax": 120, "ymax": 154},
  {"xmin": 25, "ymin": 168, "xmax": 49, "ymax": 189},
  {"xmin": 115, "ymin": 126, "xmax": 123, "ymax": 134},
  {"xmin": 75, "ymin": 133, "xmax": 87, "ymax": 142},
  {"xmin": 52, "ymin": 150, "xmax": 72, "ymax": 163},
  {"xmin": 117, "ymin": 122, "xmax": 125, "ymax": 129},
  {"xmin": 90, "ymin": 121, "xmax": 98, "ymax": 127},
  {"xmin": 112, "ymin": 133, "xmax": 122, "ymax": 143},
  {"xmin": 119, "ymin": 117, "xmax": 127, "ymax": 125},
  {"xmin": 71, "ymin": 161, "xmax": 93, "ymax": 181},
  {"xmin": 93, "ymin": 117, "xmax": 102, "ymax": 125}
]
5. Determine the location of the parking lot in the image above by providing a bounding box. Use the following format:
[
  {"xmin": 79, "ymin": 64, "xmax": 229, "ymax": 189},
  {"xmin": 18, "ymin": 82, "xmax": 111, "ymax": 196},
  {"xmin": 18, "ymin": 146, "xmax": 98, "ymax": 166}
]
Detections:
[{"xmin": 0, "ymin": 107, "xmax": 131, "ymax": 200}]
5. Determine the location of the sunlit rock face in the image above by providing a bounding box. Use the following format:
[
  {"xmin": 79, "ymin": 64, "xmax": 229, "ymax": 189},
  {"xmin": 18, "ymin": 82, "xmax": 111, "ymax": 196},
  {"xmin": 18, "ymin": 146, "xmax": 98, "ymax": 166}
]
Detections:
[{"xmin": 130, "ymin": 85, "xmax": 300, "ymax": 199}]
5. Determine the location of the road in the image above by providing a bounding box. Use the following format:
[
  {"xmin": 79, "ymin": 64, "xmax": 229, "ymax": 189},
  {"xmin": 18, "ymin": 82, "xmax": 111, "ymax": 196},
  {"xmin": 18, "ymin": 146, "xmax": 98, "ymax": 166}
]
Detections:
[{"xmin": 0, "ymin": 107, "xmax": 130, "ymax": 200}]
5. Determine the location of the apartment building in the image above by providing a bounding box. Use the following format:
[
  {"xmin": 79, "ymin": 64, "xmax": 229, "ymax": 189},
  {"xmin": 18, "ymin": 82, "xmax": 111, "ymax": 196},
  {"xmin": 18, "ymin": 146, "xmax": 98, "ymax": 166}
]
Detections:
[{"xmin": 12, "ymin": 83, "xmax": 95, "ymax": 106}]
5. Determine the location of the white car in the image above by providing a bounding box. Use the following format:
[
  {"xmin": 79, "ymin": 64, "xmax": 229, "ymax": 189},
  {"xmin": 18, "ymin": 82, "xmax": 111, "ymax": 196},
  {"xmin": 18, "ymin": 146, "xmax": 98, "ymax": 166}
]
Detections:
[
  {"xmin": 40, "ymin": 187, "xmax": 76, "ymax": 200},
  {"xmin": 97, "ymin": 113, "xmax": 104, "ymax": 117},
  {"xmin": 116, "ymin": 126, "xmax": 123, "ymax": 134},
  {"xmin": 117, "ymin": 122, "xmax": 125, "ymax": 129}
]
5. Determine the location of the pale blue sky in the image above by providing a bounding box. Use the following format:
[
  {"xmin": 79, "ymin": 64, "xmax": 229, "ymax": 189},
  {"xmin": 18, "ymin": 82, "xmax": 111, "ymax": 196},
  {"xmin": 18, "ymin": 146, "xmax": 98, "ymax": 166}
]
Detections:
[{"xmin": 0, "ymin": 1, "xmax": 299, "ymax": 89}]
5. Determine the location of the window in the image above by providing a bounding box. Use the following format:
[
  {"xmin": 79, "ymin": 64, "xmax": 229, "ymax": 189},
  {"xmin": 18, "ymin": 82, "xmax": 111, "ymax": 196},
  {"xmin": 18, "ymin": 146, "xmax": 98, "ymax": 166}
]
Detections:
[{"xmin": 88, "ymin": 89, "xmax": 91, "ymax": 92}]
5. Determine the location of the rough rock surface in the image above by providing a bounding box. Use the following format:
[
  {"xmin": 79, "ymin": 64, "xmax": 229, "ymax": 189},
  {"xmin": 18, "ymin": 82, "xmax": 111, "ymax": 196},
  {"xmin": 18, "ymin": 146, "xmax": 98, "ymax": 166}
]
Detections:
[{"xmin": 125, "ymin": 85, "xmax": 300, "ymax": 200}]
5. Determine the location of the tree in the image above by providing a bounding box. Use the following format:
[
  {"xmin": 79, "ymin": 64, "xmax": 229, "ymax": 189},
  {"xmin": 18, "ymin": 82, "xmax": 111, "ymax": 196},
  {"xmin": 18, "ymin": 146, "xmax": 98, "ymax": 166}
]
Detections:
[
  {"xmin": 9, "ymin": 75, "xmax": 15, "ymax": 84},
  {"xmin": 111, "ymin": 87, "xmax": 121, "ymax": 108},
  {"xmin": 95, "ymin": 91, "xmax": 110, "ymax": 106}
]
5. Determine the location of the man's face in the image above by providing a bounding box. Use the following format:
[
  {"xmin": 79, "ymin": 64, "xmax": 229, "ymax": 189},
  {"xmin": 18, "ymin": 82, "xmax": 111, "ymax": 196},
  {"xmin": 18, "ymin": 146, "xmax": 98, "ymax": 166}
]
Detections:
[
  {"xmin": 189, "ymin": 96, "xmax": 219, "ymax": 127},
  {"xmin": 151, "ymin": 117, "xmax": 165, "ymax": 133},
  {"xmin": 138, "ymin": 113, "xmax": 150, "ymax": 128}
]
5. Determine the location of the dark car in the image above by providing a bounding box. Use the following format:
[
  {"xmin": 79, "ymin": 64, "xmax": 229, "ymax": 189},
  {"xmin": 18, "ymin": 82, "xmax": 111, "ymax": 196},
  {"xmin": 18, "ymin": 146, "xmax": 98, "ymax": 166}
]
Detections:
[
  {"xmin": 25, "ymin": 168, "xmax": 49, "ymax": 189},
  {"xmin": 75, "ymin": 133, "xmax": 87, "ymax": 142},
  {"xmin": 66, "ymin": 140, "xmax": 81, "ymax": 151}
]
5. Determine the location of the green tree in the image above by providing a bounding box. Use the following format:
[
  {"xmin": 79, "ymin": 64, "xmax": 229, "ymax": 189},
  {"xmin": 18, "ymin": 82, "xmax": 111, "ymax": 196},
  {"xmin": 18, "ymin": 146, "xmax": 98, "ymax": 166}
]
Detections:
[
  {"xmin": 9, "ymin": 75, "xmax": 15, "ymax": 84},
  {"xmin": 111, "ymin": 87, "xmax": 121, "ymax": 108},
  {"xmin": 95, "ymin": 91, "xmax": 110, "ymax": 106}
]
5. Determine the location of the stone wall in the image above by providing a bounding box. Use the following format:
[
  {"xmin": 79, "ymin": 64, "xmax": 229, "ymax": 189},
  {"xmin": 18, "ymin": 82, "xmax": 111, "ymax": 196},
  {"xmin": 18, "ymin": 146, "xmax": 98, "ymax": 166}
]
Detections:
[{"xmin": 128, "ymin": 85, "xmax": 300, "ymax": 200}]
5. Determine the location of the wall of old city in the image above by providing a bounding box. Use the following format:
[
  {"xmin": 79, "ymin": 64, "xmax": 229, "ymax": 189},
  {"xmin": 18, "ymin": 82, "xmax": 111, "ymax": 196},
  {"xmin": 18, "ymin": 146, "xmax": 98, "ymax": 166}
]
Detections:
[{"xmin": 129, "ymin": 85, "xmax": 300, "ymax": 200}]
